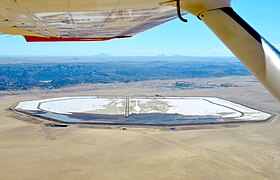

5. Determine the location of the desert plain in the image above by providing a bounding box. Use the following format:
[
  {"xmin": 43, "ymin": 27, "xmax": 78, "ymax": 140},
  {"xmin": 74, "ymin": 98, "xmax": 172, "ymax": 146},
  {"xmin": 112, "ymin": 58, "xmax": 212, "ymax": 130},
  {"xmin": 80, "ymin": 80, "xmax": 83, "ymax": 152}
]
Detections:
[{"xmin": 0, "ymin": 76, "xmax": 280, "ymax": 180}]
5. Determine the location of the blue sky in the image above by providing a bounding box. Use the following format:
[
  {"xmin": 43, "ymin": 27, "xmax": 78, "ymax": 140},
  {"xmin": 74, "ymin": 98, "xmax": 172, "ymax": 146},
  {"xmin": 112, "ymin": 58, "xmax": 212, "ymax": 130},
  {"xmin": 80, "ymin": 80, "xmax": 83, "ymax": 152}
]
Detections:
[{"xmin": 0, "ymin": 0, "xmax": 279, "ymax": 57}]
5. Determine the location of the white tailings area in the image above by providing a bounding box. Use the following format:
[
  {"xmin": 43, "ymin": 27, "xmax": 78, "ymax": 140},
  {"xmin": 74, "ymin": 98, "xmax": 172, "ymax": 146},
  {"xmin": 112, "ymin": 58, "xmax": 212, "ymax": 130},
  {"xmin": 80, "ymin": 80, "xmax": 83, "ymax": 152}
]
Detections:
[{"xmin": 15, "ymin": 96, "xmax": 271, "ymax": 120}]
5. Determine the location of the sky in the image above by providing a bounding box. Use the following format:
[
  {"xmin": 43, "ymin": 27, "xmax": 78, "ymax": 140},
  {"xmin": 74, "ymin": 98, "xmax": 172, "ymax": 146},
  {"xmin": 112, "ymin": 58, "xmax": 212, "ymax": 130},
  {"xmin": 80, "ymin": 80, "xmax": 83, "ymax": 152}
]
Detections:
[{"xmin": 0, "ymin": 0, "xmax": 279, "ymax": 57}]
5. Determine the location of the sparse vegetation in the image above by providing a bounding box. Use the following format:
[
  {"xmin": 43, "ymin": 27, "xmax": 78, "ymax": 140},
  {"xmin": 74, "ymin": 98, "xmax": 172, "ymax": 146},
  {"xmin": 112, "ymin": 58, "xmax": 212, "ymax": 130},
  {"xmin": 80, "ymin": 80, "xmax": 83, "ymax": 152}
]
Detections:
[{"xmin": 0, "ymin": 57, "xmax": 250, "ymax": 90}]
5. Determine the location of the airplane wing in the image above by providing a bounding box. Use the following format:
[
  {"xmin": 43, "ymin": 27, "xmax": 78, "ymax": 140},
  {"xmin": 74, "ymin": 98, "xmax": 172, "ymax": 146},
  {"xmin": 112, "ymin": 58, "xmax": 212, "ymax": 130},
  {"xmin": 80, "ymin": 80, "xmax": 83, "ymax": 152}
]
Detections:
[
  {"xmin": 0, "ymin": 0, "xmax": 280, "ymax": 102},
  {"xmin": 0, "ymin": 0, "xmax": 181, "ymax": 41}
]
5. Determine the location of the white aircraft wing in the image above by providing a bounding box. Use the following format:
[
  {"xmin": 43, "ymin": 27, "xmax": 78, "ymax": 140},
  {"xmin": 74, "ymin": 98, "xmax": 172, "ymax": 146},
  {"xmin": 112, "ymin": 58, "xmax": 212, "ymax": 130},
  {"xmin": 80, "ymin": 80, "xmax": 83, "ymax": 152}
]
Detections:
[{"xmin": 0, "ymin": 0, "xmax": 181, "ymax": 41}]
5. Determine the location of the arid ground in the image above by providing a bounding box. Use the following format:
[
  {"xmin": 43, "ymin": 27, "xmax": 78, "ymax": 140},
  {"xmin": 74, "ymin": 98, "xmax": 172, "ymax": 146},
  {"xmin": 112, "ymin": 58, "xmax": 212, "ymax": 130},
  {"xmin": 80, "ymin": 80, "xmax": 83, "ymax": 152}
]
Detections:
[{"xmin": 0, "ymin": 76, "xmax": 280, "ymax": 180}]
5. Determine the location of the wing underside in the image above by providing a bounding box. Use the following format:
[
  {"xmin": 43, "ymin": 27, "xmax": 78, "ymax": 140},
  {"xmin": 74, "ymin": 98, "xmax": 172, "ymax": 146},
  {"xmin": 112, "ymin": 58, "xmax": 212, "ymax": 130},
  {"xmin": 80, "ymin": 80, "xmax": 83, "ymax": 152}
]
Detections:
[{"xmin": 0, "ymin": 0, "xmax": 181, "ymax": 41}]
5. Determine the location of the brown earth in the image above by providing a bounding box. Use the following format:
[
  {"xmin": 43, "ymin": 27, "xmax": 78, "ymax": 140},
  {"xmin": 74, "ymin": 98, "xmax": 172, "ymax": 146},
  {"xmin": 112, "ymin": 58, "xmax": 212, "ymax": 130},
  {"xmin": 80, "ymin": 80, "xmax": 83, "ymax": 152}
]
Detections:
[{"xmin": 0, "ymin": 76, "xmax": 280, "ymax": 180}]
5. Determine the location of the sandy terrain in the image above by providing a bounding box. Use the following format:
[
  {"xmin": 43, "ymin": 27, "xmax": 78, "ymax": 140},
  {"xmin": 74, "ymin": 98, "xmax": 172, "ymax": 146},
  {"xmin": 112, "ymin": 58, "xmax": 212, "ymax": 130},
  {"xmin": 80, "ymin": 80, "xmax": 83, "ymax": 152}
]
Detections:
[{"xmin": 0, "ymin": 76, "xmax": 280, "ymax": 180}]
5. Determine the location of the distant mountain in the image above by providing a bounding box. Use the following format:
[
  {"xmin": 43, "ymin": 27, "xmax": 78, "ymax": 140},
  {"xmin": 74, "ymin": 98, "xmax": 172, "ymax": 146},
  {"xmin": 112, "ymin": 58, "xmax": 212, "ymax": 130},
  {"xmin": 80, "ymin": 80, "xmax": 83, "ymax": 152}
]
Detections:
[
  {"xmin": 95, "ymin": 53, "xmax": 111, "ymax": 57},
  {"xmin": 171, "ymin": 54, "xmax": 183, "ymax": 57},
  {"xmin": 157, "ymin": 53, "xmax": 166, "ymax": 57}
]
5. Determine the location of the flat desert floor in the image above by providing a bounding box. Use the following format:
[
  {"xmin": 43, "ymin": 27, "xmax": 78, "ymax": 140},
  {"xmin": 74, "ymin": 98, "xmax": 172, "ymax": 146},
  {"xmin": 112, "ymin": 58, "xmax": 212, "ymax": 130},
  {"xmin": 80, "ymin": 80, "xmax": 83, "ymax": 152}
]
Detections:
[{"xmin": 1, "ymin": 76, "xmax": 280, "ymax": 180}]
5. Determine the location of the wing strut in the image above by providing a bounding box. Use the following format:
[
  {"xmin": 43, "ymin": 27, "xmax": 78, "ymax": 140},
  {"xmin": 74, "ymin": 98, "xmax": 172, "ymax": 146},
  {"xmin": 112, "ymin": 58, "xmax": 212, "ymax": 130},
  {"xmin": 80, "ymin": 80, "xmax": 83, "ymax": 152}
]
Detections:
[{"xmin": 182, "ymin": 1, "xmax": 280, "ymax": 102}]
